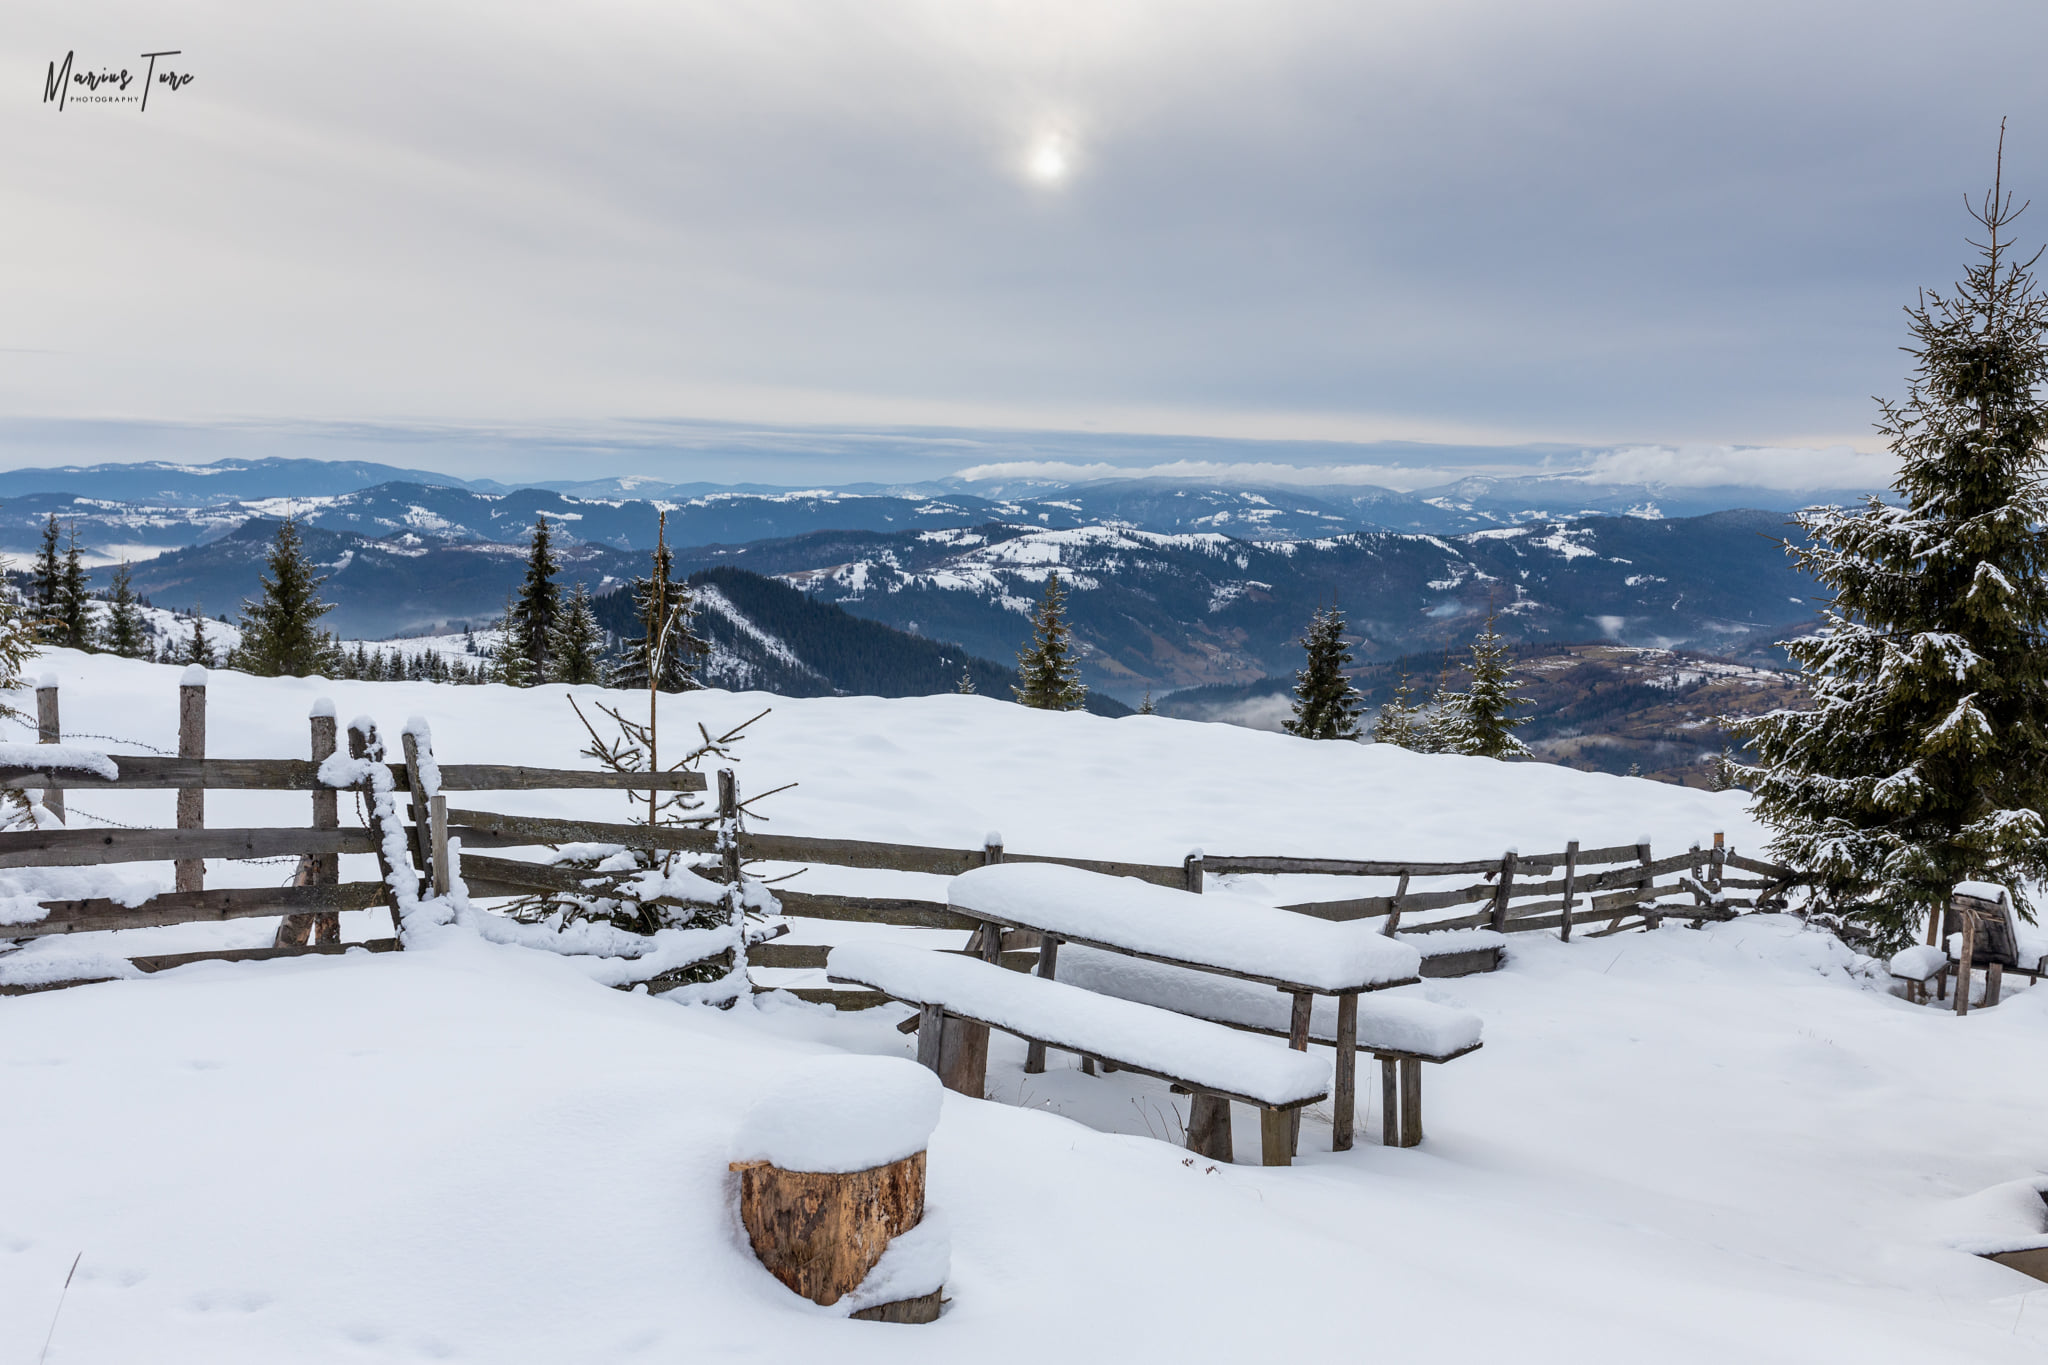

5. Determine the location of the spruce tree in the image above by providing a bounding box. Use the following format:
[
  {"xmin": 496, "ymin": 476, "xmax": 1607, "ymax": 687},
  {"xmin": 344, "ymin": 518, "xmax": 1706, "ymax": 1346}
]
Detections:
[
  {"xmin": 234, "ymin": 518, "xmax": 340, "ymax": 677},
  {"xmin": 181, "ymin": 610, "xmax": 217, "ymax": 668},
  {"xmin": 1372, "ymin": 673, "xmax": 1423, "ymax": 747},
  {"xmin": 1284, "ymin": 605, "xmax": 1364, "ymax": 740},
  {"xmin": 955, "ymin": 667, "xmax": 977, "ymax": 695},
  {"xmin": 513, "ymin": 516, "xmax": 560, "ymax": 680},
  {"xmin": 1739, "ymin": 139, "xmax": 2048, "ymax": 949},
  {"xmin": 546, "ymin": 582, "xmax": 606, "ymax": 684},
  {"xmin": 608, "ymin": 513, "xmax": 707, "ymax": 693},
  {"xmin": 56, "ymin": 524, "xmax": 93, "ymax": 650},
  {"xmin": 1012, "ymin": 571, "xmax": 1086, "ymax": 710},
  {"xmin": 102, "ymin": 562, "xmax": 148, "ymax": 659},
  {"xmin": 28, "ymin": 515, "xmax": 61, "ymax": 637},
  {"xmin": 1457, "ymin": 610, "xmax": 1532, "ymax": 759},
  {"xmin": 492, "ymin": 596, "xmax": 537, "ymax": 687},
  {"xmin": 1137, "ymin": 689, "xmax": 1155, "ymax": 715}
]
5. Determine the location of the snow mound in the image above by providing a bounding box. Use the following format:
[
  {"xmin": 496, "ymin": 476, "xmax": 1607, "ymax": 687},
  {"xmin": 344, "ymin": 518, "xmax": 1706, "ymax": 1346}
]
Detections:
[
  {"xmin": 0, "ymin": 742, "xmax": 116, "ymax": 779},
  {"xmin": 731, "ymin": 1055, "xmax": 941, "ymax": 1174}
]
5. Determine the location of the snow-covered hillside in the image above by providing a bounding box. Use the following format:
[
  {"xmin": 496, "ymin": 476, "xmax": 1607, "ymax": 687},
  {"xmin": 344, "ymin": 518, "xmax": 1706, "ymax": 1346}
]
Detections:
[{"xmin": 0, "ymin": 651, "xmax": 2042, "ymax": 1362}]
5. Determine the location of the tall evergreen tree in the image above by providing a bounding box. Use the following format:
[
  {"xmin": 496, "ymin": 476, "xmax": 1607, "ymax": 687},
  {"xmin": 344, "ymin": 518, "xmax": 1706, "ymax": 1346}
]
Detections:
[
  {"xmin": 102, "ymin": 562, "xmax": 149, "ymax": 659},
  {"xmin": 1456, "ymin": 610, "xmax": 1532, "ymax": 759},
  {"xmin": 1738, "ymin": 139, "xmax": 2048, "ymax": 949},
  {"xmin": 234, "ymin": 518, "xmax": 340, "ymax": 677},
  {"xmin": 608, "ymin": 513, "xmax": 707, "ymax": 693},
  {"xmin": 1284, "ymin": 605, "xmax": 1363, "ymax": 740},
  {"xmin": 513, "ymin": 516, "xmax": 560, "ymax": 680},
  {"xmin": 1012, "ymin": 571, "xmax": 1086, "ymax": 710},
  {"xmin": 1372, "ymin": 673, "xmax": 1423, "ymax": 748},
  {"xmin": 28, "ymin": 514, "xmax": 61, "ymax": 636},
  {"xmin": 546, "ymin": 582, "xmax": 606, "ymax": 684},
  {"xmin": 55, "ymin": 524, "xmax": 94, "ymax": 650}
]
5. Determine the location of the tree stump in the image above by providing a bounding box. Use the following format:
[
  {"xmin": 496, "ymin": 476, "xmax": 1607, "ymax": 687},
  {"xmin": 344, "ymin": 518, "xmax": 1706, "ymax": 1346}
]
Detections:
[{"xmin": 733, "ymin": 1151, "xmax": 927, "ymax": 1308}]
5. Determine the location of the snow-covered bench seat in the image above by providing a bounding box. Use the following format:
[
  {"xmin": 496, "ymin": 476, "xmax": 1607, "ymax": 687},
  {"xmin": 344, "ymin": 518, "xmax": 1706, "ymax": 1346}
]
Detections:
[
  {"xmin": 1398, "ymin": 928, "xmax": 1507, "ymax": 979},
  {"xmin": 947, "ymin": 862, "xmax": 1426, "ymax": 1155},
  {"xmin": 827, "ymin": 942, "xmax": 1330, "ymax": 1167},
  {"xmin": 1057, "ymin": 946, "xmax": 1482, "ymax": 1150},
  {"xmin": 1889, "ymin": 944, "xmax": 1947, "ymax": 1005}
]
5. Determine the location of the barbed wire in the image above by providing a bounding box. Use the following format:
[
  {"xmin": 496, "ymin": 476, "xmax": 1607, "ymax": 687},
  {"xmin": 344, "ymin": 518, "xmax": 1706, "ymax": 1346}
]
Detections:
[{"xmin": 54, "ymin": 803, "xmax": 306, "ymax": 871}]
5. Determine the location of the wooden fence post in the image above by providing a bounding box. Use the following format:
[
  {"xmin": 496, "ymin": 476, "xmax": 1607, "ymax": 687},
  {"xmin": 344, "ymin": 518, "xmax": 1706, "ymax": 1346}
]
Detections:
[
  {"xmin": 176, "ymin": 668, "xmax": 206, "ymax": 894},
  {"xmin": 1636, "ymin": 837, "xmax": 1659, "ymax": 930},
  {"xmin": 1489, "ymin": 848, "xmax": 1517, "ymax": 931},
  {"xmin": 349, "ymin": 718, "xmax": 405, "ymax": 949},
  {"xmin": 430, "ymin": 793, "xmax": 450, "ymax": 897},
  {"xmin": 1333, "ymin": 991, "xmax": 1358, "ymax": 1151},
  {"xmin": 1559, "ymin": 840, "xmax": 1580, "ymax": 942},
  {"xmin": 1382, "ymin": 870, "xmax": 1409, "ymax": 936},
  {"xmin": 1183, "ymin": 849, "xmax": 1204, "ymax": 894},
  {"xmin": 1709, "ymin": 832, "xmax": 1725, "ymax": 895},
  {"xmin": 35, "ymin": 674, "xmax": 64, "ymax": 824},
  {"xmin": 275, "ymin": 701, "xmax": 339, "ymax": 948},
  {"xmin": 399, "ymin": 728, "xmax": 435, "ymax": 875},
  {"xmin": 1955, "ymin": 906, "xmax": 1975, "ymax": 1017},
  {"xmin": 719, "ymin": 769, "xmax": 742, "ymax": 886}
]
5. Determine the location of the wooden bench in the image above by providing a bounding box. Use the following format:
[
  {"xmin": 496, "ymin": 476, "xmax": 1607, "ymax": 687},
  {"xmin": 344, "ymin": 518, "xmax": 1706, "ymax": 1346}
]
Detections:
[
  {"xmin": 947, "ymin": 862, "xmax": 1423, "ymax": 1155},
  {"xmin": 1055, "ymin": 945, "xmax": 1481, "ymax": 1151},
  {"xmin": 827, "ymin": 942, "xmax": 1331, "ymax": 1167}
]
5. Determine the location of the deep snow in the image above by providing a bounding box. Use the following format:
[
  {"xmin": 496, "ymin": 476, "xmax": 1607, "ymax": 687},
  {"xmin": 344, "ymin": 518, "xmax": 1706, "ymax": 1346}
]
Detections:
[{"xmin": 0, "ymin": 651, "xmax": 2041, "ymax": 1361}]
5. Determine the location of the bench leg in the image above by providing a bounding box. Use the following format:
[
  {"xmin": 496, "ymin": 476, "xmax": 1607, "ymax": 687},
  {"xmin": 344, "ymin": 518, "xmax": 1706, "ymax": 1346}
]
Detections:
[
  {"xmin": 1081, "ymin": 1056, "xmax": 1096, "ymax": 1076},
  {"xmin": 1023, "ymin": 936, "xmax": 1061, "ymax": 1074},
  {"xmin": 1987, "ymin": 961, "xmax": 2003, "ymax": 1007},
  {"xmin": 1398, "ymin": 1058, "xmax": 1423, "ymax": 1148},
  {"xmin": 1333, "ymin": 992, "xmax": 1357, "ymax": 1152},
  {"xmin": 1259, "ymin": 1107, "xmax": 1293, "ymax": 1167},
  {"xmin": 1287, "ymin": 991, "xmax": 1312, "ymax": 1157},
  {"xmin": 1187, "ymin": 1094, "xmax": 1233, "ymax": 1163},
  {"xmin": 914, "ymin": 1003, "xmax": 945, "ymax": 1073},
  {"xmin": 1381, "ymin": 1058, "xmax": 1399, "ymax": 1147},
  {"xmin": 937, "ymin": 1011, "xmax": 990, "ymax": 1098}
]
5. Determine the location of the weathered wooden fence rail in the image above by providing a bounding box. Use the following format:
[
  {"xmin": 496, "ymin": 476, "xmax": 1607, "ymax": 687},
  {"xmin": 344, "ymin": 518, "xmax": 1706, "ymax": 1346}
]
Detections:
[{"xmin": 0, "ymin": 676, "xmax": 1797, "ymax": 1006}]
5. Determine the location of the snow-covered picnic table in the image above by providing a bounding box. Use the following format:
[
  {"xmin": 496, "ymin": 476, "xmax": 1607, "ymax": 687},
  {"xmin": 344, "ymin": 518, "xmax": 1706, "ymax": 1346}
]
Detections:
[{"xmin": 943, "ymin": 863, "xmax": 1440, "ymax": 1156}]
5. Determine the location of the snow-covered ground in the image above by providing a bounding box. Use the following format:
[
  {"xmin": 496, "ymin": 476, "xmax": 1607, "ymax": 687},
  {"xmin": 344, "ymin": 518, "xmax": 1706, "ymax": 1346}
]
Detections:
[{"xmin": 0, "ymin": 650, "xmax": 2043, "ymax": 1361}]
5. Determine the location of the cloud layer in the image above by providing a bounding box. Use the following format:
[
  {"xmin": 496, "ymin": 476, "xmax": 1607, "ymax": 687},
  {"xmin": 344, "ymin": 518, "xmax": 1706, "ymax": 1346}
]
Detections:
[{"xmin": 5, "ymin": 1, "xmax": 2046, "ymax": 479}]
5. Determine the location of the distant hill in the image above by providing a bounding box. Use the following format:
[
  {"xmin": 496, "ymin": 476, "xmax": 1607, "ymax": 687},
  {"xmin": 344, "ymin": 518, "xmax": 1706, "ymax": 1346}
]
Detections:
[{"xmin": 591, "ymin": 566, "xmax": 1131, "ymax": 716}]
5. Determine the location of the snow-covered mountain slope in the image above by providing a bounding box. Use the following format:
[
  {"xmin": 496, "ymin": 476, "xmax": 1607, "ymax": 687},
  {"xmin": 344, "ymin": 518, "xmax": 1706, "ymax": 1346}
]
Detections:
[
  {"xmin": 684, "ymin": 510, "xmax": 1813, "ymax": 693},
  {"xmin": 0, "ymin": 652, "xmax": 2041, "ymax": 1362}
]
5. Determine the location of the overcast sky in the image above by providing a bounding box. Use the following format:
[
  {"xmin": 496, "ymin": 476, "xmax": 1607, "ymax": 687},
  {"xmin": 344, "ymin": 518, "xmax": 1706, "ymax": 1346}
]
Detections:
[{"xmin": 6, "ymin": 1, "xmax": 2048, "ymax": 488}]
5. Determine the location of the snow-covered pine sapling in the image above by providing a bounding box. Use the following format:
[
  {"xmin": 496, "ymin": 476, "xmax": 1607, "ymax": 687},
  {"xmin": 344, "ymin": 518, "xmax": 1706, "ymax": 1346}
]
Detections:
[
  {"xmin": 1738, "ymin": 128, "xmax": 2048, "ymax": 952},
  {"xmin": 0, "ymin": 588, "xmax": 45, "ymax": 828},
  {"xmin": 1371, "ymin": 673, "xmax": 1422, "ymax": 748}
]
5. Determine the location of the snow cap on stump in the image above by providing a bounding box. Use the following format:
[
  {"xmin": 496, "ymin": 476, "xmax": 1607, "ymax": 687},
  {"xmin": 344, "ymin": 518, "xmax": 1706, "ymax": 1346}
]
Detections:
[
  {"xmin": 733, "ymin": 1055, "xmax": 942, "ymax": 1174},
  {"xmin": 181, "ymin": 665, "xmax": 208, "ymax": 687}
]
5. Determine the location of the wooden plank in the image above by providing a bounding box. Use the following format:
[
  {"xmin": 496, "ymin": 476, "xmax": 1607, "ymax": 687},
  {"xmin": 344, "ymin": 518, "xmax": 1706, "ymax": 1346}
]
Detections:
[
  {"xmin": 444, "ymin": 808, "xmax": 717, "ymax": 852},
  {"xmin": 772, "ymin": 890, "xmax": 978, "ymax": 931},
  {"xmin": 457, "ymin": 854, "xmax": 600, "ymax": 895},
  {"xmin": 1281, "ymin": 881, "xmax": 1496, "ymax": 920},
  {"xmin": 1724, "ymin": 851, "xmax": 1792, "ymax": 878},
  {"xmin": 1207, "ymin": 854, "xmax": 1557, "ymax": 877},
  {"xmin": 131, "ymin": 938, "xmax": 400, "ymax": 972},
  {"xmin": 22, "ymin": 882, "xmax": 388, "ymax": 937},
  {"xmin": 400, "ymin": 730, "xmax": 436, "ymax": 877},
  {"xmin": 0, "ymin": 825, "xmax": 376, "ymax": 870},
  {"xmin": 746, "ymin": 942, "xmax": 1039, "ymax": 973},
  {"xmin": 0, "ymin": 757, "xmax": 708, "ymax": 793},
  {"xmin": 1489, "ymin": 849, "xmax": 1518, "ymax": 931},
  {"xmin": 1381, "ymin": 1058, "xmax": 1399, "ymax": 1147},
  {"xmin": 747, "ymin": 984, "xmax": 897, "ymax": 1011}
]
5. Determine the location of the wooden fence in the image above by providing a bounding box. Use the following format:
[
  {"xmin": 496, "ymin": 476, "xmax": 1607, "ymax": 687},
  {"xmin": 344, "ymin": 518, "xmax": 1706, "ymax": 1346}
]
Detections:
[
  {"xmin": 0, "ymin": 677, "xmax": 1797, "ymax": 1004},
  {"xmin": 0, "ymin": 676, "xmax": 706, "ymax": 991}
]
